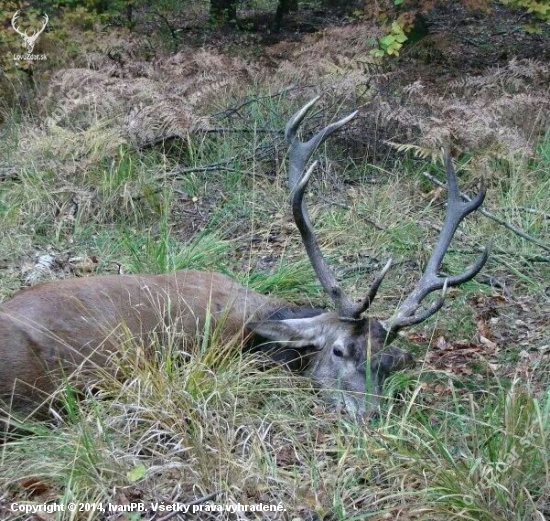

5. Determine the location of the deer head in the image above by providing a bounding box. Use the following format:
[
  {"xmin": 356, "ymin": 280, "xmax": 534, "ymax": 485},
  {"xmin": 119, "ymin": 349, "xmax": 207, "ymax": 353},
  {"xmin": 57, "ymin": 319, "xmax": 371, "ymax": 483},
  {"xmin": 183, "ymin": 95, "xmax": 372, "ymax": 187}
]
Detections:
[
  {"xmin": 11, "ymin": 10, "xmax": 49, "ymax": 54},
  {"xmin": 249, "ymin": 97, "xmax": 488, "ymax": 417}
]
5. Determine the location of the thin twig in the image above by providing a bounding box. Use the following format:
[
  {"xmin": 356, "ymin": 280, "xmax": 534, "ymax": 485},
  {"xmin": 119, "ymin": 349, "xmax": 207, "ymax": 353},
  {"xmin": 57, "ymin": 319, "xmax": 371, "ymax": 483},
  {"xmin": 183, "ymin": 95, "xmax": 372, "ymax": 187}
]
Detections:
[
  {"xmin": 168, "ymin": 141, "xmax": 279, "ymax": 180},
  {"xmin": 439, "ymin": 268, "xmax": 510, "ymax": 297},
  {"xmin": 317, "ymin": 195, "xmax": 350, "ymax": 210},
  {"xmin": 422, "ymin": 171, "xmax": 550, "ymax": 254},
  {"xmin": 172, "ymin": 165, "xmax": 239, "ymax": 175},
  {"xmin": 490, "ymin": 244, "xmax": 550, "ymax": 265},
  {"xmin": 212, "ymin": 86, "xmax": 302, "ymax": 120},
  {"xmin": 505, "ymin": 206, "xmax": 550, "ymax": 220},
  {"xmin": 164, "ymin": 158, "xmax": 239, "ymax": 177},
  {"xmin": 338, "ymin": 259, "xmax": 412, "ymax": 278},
  {"xmin": 363, "ymin": 218, "xmax": 387, "ymax": 231},
  {"xmin": 202, "ymin": 127, "xmax": 282, "ymax": 134},
  {"xmin": 153, "ymin": 491, "xmax": 220, "ymax": 521},
  {"xmin": 316, "ymin": 196, "xmax": 386, "ymax": 230},
  {"xmin": 337, "ymin": 261, "xmax": 380, "ymax": 278},
  {"xmin": 139, "ymin": 127, "xmax": 282, "ymax": 150},
  {"xmin": 476, "ymin": 273, "xmax": 511, "ymax": 296}
]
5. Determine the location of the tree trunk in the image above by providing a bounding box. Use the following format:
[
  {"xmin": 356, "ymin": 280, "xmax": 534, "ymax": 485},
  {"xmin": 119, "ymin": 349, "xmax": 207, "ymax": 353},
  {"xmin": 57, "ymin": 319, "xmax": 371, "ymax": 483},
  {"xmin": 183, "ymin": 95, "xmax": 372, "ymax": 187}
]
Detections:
[
  {"xmin": 210, "ymin": 0, "xmax": 237, "ymax": 24},
  {"xmin": 274, "ymin": 0, "xmax": 298, "ymax": 30}
]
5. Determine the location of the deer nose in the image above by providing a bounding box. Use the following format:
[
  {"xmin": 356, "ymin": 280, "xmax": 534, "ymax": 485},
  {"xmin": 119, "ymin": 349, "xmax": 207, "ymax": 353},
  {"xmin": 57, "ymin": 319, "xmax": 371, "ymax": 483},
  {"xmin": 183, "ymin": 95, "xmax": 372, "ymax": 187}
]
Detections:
[{"xmin": 376, "ymin": 346, "xmax": 415, "ymax": 373}]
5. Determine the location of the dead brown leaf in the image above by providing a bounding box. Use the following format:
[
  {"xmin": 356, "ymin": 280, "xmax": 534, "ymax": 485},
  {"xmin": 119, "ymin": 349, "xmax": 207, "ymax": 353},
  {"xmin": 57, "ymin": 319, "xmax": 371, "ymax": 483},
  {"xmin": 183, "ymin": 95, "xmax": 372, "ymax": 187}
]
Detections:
[
  {"xmin": 275, "ymin": 445, "xmax": 297, "ymax": 467},
  {"xmin": 18, "ymin": 478, "xmax": 52, "ymax": 496}
]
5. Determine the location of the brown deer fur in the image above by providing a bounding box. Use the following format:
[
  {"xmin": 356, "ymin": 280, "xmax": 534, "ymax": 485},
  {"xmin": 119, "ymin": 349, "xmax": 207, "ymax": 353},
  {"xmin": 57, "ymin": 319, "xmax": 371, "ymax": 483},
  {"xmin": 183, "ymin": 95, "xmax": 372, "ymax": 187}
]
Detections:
[{"xmin": 0, "ymin": 270, "xmax": 411, "ymax": 419}]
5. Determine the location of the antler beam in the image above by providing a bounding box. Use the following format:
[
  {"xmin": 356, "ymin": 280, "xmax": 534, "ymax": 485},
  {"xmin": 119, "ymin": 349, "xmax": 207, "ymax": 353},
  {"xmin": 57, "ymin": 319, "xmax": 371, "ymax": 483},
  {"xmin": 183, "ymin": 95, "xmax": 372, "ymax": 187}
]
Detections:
[
  {"xmin": 386, "ymin": 149, "xmax": 488, "ymax": 336},
  {"xmin": 287, "ymin": 97, "xmax": 392, "ymax": 320}
]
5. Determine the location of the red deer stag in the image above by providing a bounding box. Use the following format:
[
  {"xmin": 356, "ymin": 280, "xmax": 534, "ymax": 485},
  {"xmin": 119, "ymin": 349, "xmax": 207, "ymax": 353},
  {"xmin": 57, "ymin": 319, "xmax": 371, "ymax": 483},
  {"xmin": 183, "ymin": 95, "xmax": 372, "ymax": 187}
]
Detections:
[{"xmin": 0, "ymin": 98, "xmax": 487, "ymax": 422}]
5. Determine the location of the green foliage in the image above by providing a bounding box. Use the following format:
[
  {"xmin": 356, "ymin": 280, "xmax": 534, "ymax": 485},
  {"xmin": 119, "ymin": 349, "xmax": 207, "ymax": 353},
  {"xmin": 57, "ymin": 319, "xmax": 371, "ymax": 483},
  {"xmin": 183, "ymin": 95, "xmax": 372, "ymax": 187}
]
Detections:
[
  {"xmin": 537, "ymin": 129, "xmax": 550, "ymax": 166},
  {"xmin": 123, "ymin": 231, "xmax": 233, "ymax": 274},
  {"xmin": 51, "ymin": 0, "xmax": 129, "ymax": 19},
  {"xmin": 499, "ymin": 0, "xmax": 550, "ymax": 21},
  {"xmin": 244, "ymin": 259, "xmax": 323, "ymax": 302},
  {"xmin": 371, "ymin": 20, "xmax": 408, "ymax": 57},
  {"xmin": 56, "ymin": 5, "xmax": 103, "ymax": 31}
]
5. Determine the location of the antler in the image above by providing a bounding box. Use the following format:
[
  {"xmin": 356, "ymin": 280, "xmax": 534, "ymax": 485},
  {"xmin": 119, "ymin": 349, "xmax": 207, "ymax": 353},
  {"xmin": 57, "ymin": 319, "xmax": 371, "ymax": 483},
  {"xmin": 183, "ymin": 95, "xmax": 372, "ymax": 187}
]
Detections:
[
  {"xmin": 287, "ymin": 97, "xmax": 392, "ymax": 320},
  {"xmin": 385, "ymin": 150, "xmax": 488, "ymax": 337},
  {"xmin": 36, "ymin": 14, "xmax": 49, "ymax": 38},
  {"xmin": 11, "ymin": 11, "xmax": 26, "ymax": 38}
]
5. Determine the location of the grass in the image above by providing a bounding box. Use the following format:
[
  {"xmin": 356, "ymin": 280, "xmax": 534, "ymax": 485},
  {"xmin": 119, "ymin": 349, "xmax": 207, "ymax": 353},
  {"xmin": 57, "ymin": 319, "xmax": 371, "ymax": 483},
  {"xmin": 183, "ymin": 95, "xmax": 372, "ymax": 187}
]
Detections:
[
  {"xmin": 1, "ymin": 51, "xmax": 550, "ymax": 521},
  {"xmin": 384, "ymin": 381, "xmax": 550, "ymax": 520}
]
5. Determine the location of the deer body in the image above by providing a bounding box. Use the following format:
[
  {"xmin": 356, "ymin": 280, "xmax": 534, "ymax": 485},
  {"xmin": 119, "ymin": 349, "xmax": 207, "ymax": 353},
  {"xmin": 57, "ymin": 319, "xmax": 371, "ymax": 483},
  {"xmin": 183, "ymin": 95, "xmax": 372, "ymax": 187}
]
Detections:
[
  {"xmin": 0, "ymin": 271, "xmax": 271, "ymax": 412},
  {"xmin": 0, "ymin": 98, "xmax": 487, "ymax": 421},
  {"xmin": 0, "ymin": 270, "xmax": 410, "ymax": 418}
]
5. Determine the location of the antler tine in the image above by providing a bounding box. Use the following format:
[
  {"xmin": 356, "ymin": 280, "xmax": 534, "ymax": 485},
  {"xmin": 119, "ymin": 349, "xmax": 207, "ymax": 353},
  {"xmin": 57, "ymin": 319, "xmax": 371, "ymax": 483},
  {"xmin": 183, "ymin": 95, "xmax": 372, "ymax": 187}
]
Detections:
[
  {"xmin": 11, "ymin": 11, "xmax": 24, "ymax": 37},
  {"xmin": 288, "ymin": 98, "xmax": 392, "ymax": 320},
  {"xmin": 40, "ymin": 13, "xmax": 49, "ymax": 32},
  {"xmin": 355, "ymin": 258, "xmax": 393, "ymax": 313},
  {"xmin": 286, "ymin": 96, "xmax": 358, "ymax": 190},
  {"xmin": 386, "ymin": 148, "xmax": 488, "ymax": 336}
]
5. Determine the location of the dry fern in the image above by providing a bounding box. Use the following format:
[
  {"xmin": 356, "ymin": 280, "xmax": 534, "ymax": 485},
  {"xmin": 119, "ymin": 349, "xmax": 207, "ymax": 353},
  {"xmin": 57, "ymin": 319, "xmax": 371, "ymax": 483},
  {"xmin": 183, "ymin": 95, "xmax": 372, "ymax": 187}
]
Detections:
[
  {"xmin": 385, "ymin": 141, "xmax": 440, "ymax": 161},
  {"xmin": 23, "ymin": 47, "xmax": 256, "ymax": 160},
  {"xmin": 273, "ymin": 23, "xmax": 386, "ymax": 98},
  {"xmin": 375, "ymin": 59, "xmax": 550, "ymax": 159}
]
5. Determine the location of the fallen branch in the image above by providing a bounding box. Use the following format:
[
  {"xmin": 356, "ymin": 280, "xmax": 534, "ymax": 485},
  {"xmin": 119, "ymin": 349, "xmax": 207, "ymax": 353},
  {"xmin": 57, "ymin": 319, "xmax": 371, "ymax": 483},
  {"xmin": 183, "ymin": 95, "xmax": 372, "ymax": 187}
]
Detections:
[
  {"xmin": 139, "ymin": 127, "xmax": 282, "ymax": 150},
  {"xmin": 338, "ymin": 259, "xmax": 413, "ymax": 278},
  {"xmin": 505, "ymin": 206, "xmax": 550, "ymax": 220},
  {"xmin": 164, "ymin": 158, "xmax": 239, "ymax": 177},
  {"xmin": 162, "ymin": 139, "xmax": 280, "ymax": 180},
  {"xmin": 202, "ymin": 127, "xmax": 282, "ymax": 134},
  {"xmin": 450, "ymin": 270, "xmax": 511, "ymax": 297},
  {"xmin": 476, "ymin": 273, "xmax": 510, "ymax": 294}
]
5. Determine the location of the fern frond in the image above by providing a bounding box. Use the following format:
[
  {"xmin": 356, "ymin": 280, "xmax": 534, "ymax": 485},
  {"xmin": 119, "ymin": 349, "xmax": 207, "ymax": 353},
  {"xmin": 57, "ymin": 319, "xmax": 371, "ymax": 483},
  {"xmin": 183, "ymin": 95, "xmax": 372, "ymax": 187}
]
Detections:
[{"xmin": 385, "ymin": 141, "xmax": 440, "ymax": 161}]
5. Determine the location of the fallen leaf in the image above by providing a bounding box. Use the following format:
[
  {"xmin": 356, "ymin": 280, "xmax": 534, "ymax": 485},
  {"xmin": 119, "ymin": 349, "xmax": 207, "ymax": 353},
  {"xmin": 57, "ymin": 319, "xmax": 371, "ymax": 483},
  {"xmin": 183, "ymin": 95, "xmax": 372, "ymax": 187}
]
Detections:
[
  {"xmin": 126, "ymin": 463, "xmax": 147, "ymax": 482},
  {"xmin": 479, "ymin": 335, "xmax": 497, "ymax": 350},
  {"xmin": 276, "ymin": 446, "xmax": 297, "ymax": 467},
  {"xmin": 476, "ymin": 318, "xmax": 491, "ymax": 339},
  {"xmin": 19, "ymin": 478, "xmax": 52, "ymax": 495}
]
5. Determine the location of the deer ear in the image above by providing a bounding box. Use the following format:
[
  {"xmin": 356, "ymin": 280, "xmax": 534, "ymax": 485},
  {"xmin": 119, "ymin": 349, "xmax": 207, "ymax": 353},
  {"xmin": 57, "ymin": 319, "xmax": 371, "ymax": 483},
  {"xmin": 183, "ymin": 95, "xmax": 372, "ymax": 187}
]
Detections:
[{"xmin": 247, "ymin": 317, "xmax": 325, "ymax": 348}]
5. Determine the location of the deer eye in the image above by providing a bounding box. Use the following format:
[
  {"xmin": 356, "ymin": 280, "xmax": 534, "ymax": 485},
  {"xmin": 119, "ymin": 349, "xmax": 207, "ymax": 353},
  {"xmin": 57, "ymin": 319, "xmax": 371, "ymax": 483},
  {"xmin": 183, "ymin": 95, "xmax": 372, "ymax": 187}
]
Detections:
[{"xmin": 333, "ymin": 347, "xmax": 344, "ymax": 358}]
